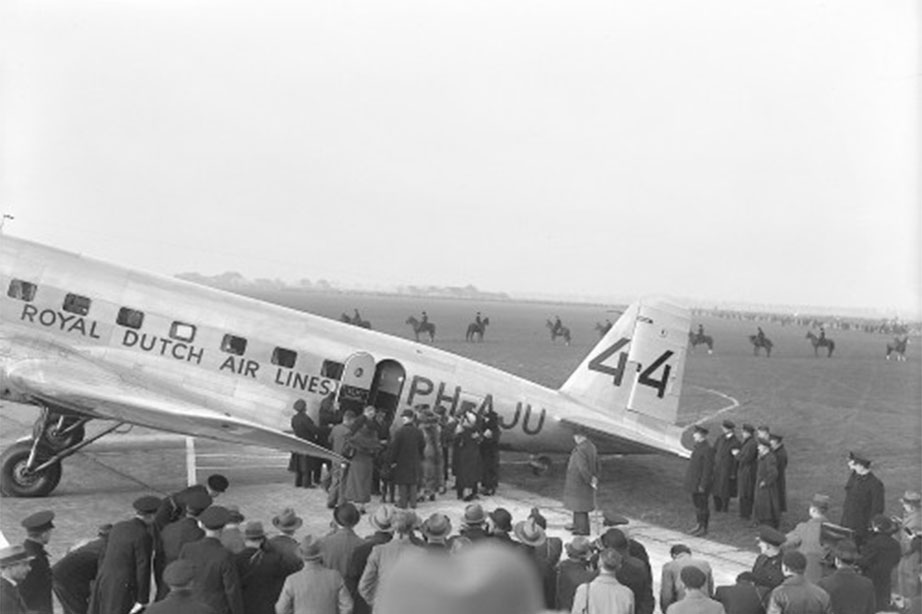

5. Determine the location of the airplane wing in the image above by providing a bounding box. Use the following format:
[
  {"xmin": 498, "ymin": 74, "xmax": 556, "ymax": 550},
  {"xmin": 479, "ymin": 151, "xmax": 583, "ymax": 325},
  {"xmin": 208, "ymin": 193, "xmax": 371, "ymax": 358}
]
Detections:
[
  {"xmin": 6, "ymin": 356, "xmax": 346, "ymax": 463},
  {"xmin": 558, "ymin": 412, "xmax": 692, "ymax": 458}
]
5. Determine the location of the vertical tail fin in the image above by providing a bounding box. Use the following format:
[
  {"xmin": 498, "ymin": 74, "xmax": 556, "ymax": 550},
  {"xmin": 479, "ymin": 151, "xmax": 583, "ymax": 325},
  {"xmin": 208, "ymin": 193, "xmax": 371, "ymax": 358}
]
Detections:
[{"xmin": 559, "ymin": 298, "xmax": 690, "ymax": 424}]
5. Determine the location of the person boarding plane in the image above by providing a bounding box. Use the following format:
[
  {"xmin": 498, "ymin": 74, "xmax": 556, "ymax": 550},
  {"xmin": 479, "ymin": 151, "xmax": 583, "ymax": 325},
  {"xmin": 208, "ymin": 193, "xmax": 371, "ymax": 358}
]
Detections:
[{"xmin": 0, "ymin": 235, "xmax": 693, "ymax": 497}]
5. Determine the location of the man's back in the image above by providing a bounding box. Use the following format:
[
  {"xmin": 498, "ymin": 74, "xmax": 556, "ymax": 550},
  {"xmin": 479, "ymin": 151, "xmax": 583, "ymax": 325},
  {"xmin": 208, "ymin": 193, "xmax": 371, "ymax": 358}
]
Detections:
[
  {"xmin": 715, "ymin": 582, "xmax": 764, "ymax": 614},
  {"xmin": 277, "ymin": 562, "xmax": 352, "ymax": 614},
  {"xmin": 179, "ymin": 536, "xmax": 242, "ymax": 614},
  {"xmin": 662, "ymin": 555, "xmax": 714, "ymax": 610},
  {"xmin": 667, "ymin": 591, "xmax": 726, "ymax": 614},
  {"xmin": 572, "ymin": 574, "xmax": 634, "ymax": 614},
  {"xmin": 766, "ymin": 575, "xmax": 831, "ymax": 614},
  {"xmin": 817, "ymin": 567, "xmax": 875, "ymax": 614}
]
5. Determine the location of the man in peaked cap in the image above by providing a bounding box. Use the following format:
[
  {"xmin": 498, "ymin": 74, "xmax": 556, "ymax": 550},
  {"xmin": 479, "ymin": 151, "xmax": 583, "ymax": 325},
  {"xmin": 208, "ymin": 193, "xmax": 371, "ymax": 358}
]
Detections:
[
  {"xmin": 684, "ymin": 424, "xmax": 715, "ymax": 536},
  {"xmin": 769, "ymin": 433, "xmax": 789, "ymax": 515},
  {"xmin": 89, "ymin": 495, "xmax": 161, "ymax": 614},
  {"xmin": 735, "ymin": 423, "xmax": 759, "ymax": 522},
  {"xmin": 145, "ymin": 560, "xmax": 213, "ymax": 614},
  {"xmin": 155, "ymin": 489, "xmax": 212, "ymax": 599},
  {"xmin": 178, "ymin": 506, "xmax": 243, "ymax": 614},
  {"xmin": 1, "ymin": 544, "xmax": 35, "ymax": 614},
  {"xmin": 754, "ymin": 439, "xmax": 781, "ymax": 529},
  {"xmin": 713, "ymin": 420, "xmax": 741, "ymax": 513},
  {"xmin": 841, "ymin": 451, "xmax": 885, "ymax": 546},
  {"xmin": 784, "ymin": 494, "xmax": 832, "ymax": 583},
  {"xmin": 19, "ymin": 510, "xmax": 54, "ymax": 614},
  {"xmin": 52, "ymin": 524, "xmax": 112, "ymax": 614},
  {"xmin": 751, "ymin": 526, "xmax": 787, "ymax": 600}
]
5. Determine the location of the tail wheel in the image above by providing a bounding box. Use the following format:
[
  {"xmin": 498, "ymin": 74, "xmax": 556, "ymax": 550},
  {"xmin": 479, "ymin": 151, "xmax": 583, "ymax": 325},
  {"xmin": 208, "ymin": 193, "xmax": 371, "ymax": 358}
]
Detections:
[
  {"xmin": 0, "ymin": 442, "xmax": 62, "ymax": 497},
  {"xmin": 529, "ymin": 455, "xmax": 552, "ymax": 476}
]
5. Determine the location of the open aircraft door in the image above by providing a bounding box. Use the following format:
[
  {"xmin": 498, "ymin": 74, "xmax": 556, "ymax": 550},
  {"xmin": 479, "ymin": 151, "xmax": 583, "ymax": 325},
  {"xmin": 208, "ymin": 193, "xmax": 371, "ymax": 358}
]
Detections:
[{"xmin": 337, "ymin": 352, "xmax": 376, "ymax": 415}]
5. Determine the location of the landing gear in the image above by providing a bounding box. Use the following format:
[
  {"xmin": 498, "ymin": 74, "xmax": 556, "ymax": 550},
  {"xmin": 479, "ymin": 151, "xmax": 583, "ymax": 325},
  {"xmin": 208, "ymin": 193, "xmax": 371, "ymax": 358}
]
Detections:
[
  {"xmin": 529, "ymin": 454, "xmax": 552, "ymax": 476},
  {"xmin": 36, "ymin": 415, "xmax": 87, "ymax": 451},
  {"xmin": 0, "ymin": 441, "xmax": 62, "ymax": 497}
]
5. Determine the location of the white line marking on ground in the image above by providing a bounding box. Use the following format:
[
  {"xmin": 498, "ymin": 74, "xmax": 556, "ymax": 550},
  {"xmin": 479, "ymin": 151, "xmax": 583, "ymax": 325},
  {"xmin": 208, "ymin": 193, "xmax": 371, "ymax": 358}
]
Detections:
[{"xmin": 689, "ymin": 385, "xmax": 741, "ymax": 424}]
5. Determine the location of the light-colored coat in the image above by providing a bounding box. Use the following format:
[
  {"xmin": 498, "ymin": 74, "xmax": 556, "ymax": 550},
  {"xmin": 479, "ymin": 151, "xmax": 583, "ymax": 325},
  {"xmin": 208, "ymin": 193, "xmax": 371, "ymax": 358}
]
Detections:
[
  {"xmin": 784, "ymin": 517, "xmax": 828, "ymax": 583},
  {"xmin": 275, "ymin": 561, "xmax": 352, "ymax": 614},
  {"xmin": 319, "ymin": 528, "xmax": 365, "ymax": 581},
  {"xmin": 898, "ymin": 508, "xmax": 922, "ymax": 600},
  {"xmin": 564, "ymin": 438, "xmax": 599, "ymax": 513},
  {"xmin": 666, "ymin": 590, "xmax": 726, "ymax": 614},
  {"xmin": 357, "ymin": 538, "xmax": 419, "ymax": 609},
  {"xmin": 661, "ymin": 554, "xmax": 715, "ymax": 611},
  {"xmin": 571, "ymin": 573, "xmax": 635, "ymax": 614}
]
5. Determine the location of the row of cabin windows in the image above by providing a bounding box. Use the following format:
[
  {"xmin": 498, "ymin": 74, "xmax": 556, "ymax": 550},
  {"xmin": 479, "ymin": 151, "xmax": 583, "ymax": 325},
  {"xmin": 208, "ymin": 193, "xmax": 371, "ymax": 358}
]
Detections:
[{"xmin": 7, "ymin": 278, "xmax": 345, "ymax": 378}]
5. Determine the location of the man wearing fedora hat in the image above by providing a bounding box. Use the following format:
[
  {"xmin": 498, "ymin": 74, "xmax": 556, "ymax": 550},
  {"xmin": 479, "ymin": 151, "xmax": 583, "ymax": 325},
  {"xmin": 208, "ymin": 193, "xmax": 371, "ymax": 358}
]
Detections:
[
  {"xmin": 841, "ymin": 452, "xmax": 885, "ymax": 546},
  {"xmin": 513, "ymin": 518, "xmax": 555, "ymax": 609},
  {"xmin": 359, "ymin": 510, "xmax": 420, "ymax": 609},
  {"xmin": 346, "ymin": 506, "xmax": 395, "ymax": 614},
  {"xmin": 856, "ymin": 514, "xmax": 901, "ymax": 610},
  {"xmin": 897, "ymin": 491, "xmax": 922, "ymax": 605},
  {"xmin": 556, "ymin": 536, "xmax": 598, "ymax": 611},
  {"xmin": 145, "ymin": 560, "xmax": 213, "ymax": 614},
  {"xmin": 235, "ymin": 521, "xmax": 298, "ymax": 614},
  {"xmin": 178, "ymin": 506, "xmax": 243, "ymax": 614},
  {"xmin": 421, "ymin": 513, "xmax": 452, "ymax": 552},
  {"xmin": 784, "ymin": 494, "xmax": 832, "ymax": 583},
  {"xmin": 564, "ymin": 429, "xmax": 600, "ymax": 537},
  {"xmin": 277, "ymin": 536, "xmax": 353, "ymax": 614},
  {"xmin": 1, "ymin": 545, "xmax": 35, "ymax": 614},
  {"xmin": 818, "ymin": 540, "xmax": 876, "ymax": 614},
  {"xmin": 269, "ymin": 508, "xmax": 305, "ymax": 571},
  {"xmin": 319, "ymin": 504, "xmax": 365, "ymax": 580},
  {"xmin": 486, "ymin": 508, "xmax": 514, "ymax": 544},
  {"xmin": 685, "ymin": 424, "xmax": 715, "ymax": 536},
  {"xmin": 457, "ymin": 503, "xmax": 490, "ymax": 542},
  {"xmin": 19, "ymin": 509, "xmax": 55, "ymax": 614},
  {"xmin": 220, "ymin": 506, "xmax": 246, "ymax": 555},
  {"xmin": 52, "ymin": 524, "xmax": 111, "ymax": 614},
  {"xmin": 89, "ymin": 495, "xmax": 161, "ymax": 614}
]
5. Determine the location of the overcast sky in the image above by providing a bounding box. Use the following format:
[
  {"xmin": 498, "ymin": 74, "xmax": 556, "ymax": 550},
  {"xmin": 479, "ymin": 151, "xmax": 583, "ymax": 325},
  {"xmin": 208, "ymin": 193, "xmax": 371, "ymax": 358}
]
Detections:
[{"xmin": 1, "ymin": 0, "xmax": 918, "ymax": 316}]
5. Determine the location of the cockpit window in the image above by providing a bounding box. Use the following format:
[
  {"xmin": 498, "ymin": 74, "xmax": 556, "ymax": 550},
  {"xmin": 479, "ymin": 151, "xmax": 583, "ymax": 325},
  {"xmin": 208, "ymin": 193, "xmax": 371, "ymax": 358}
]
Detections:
[
  {"xmin": 117, "ymin": 307, "xmax": 145, "ymax": 329},
  {"xmin": 272, "ymin": 347, "xmax": 297, "ymax": 368},
  {"xmin": 170, "ymin": 321, "xmax": 196, "ymax": 342},
  {"xmin": 63, "ymin": 293, "xmax": 91, "ymax": 316},
  {"xmin": 221, "ymin": 334, "xmax": 248, "ymax": 356},
  {"xmin": 7, "ymin": 279, "xmax": 37, "ymax": 302}
]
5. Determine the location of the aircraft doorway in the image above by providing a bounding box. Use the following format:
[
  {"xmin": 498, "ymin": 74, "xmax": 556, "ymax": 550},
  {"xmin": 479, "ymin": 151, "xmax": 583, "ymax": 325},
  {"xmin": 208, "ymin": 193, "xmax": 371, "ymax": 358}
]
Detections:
[
  {"xmin": 336, "ymin": 352, "xmax": 376, "ymax": 416},
  {"xmin": 369, "ymin": 359, "xmax": 406, "ymax": 424}
]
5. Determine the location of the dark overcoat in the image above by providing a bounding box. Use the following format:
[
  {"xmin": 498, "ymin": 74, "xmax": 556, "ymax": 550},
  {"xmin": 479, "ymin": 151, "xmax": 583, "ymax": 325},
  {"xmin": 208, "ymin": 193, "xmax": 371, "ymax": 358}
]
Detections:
[
  {"xmin": 684, "ymin": 440, "xmax": 715, "ymax": 495},
  {"xmin": 452, "ymin": 426, "xmax": 483, "ymax": 489},
  {"xmin": 347, "ymin": 532, "xmax": 392, "ymax": 614},
  {"xmin": 88, "ymin": 518, "xmax": 153, "ymax": 614},
  {"xmin": 289, "ymin": 411, "xmax": 319, "ymax": 471},
  {"xmin": 857, "ymin": 532, "xmax": 901, "ymax": 609},
  {"xmin": 753, "ymin": 451, "xmax": 780, "ymax": 524},
  {"xmin": 714, "ymin": 581, "xmax": 765, "ymax": 614},
  {"xmin": 563, "ymin": 438, "xmax": 599, "ymax": 513},
  {"xmin": 751, "ymin": 553, "xmax": 785, "ymax": 602},
  {"xmin": 841, "ymin": 472, "xmax": 885, "ymax": 540},
  {"xmin": 162, "ymin": 518, "xmax": 205, "ymax": 566},
  {"xmin": 773, "ymin": 445, "xmax": 789, "ymax": 513},
  {"xmin": 1, "ymin": 577, "xmax": 28, "ymax": 614},
  {"xmin": 737, "ymin": 437, "xmax": 758, "ymax": 499},
  {"xmin": 52, "ymin": 537, "xmax": 106, "ymax": 614},
  {"xmin": 387, "ymin": 423, "xmax": 425, "ymax": 485},
  {"xmin": 179, "ymin": 536, "xmax": 243, "ymax": 614},
  {"xmin": 817, "ymin": 567, "xmax": 876, "ymax": 614},
  {"xmin": 713, "ymin": 433, "xmax": 740, "ymax": 499},
  {"xmin": 555, "ymin": 559, "xmax": 598, "ymax": 611},
  {"xmin": 144, "ymin": 589, "xmax": 217, "ymax": 614},
  {"xmin": 234, "ymin": 546, "xmax": 296, "ymax": 614},
  {"xmin": 155, "ymin": 484, "xmax": 210, "ymax": 530},
  {"xmin": 20, "ymin": 538, "xmax": 53, "ymax": 614}
]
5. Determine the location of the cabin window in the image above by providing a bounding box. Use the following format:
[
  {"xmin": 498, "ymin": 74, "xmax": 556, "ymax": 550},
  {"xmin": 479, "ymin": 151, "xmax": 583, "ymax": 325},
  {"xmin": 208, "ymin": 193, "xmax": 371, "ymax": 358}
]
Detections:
[
  {"xmin": 63, "ymin": 293, "xmax": 91, "ymax": 316},
  {"xmin": 221, "ymin": 334, "xmax": 247, "ymax": 356},
  {"xmin": 272, "ymin": 347, "xmax": 297, "ymax": 368},
  {"xmin": 116, "ymin": 307, "xmax": 145, "ymax": 329},
  {"xmin": 170, "ymin": 321, "xmax": 197, "ymax": 342},
  {"xmin": 321, "ymin": 360, "xmax": 344, "ymax": 380},
  {"xmin": 7, "ymin": 279, "xmax": 37, "ymax": 302}
]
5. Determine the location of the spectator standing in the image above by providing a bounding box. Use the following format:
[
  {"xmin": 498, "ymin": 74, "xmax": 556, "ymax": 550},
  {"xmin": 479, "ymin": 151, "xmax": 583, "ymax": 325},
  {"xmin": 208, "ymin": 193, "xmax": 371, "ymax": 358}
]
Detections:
[
  {"xmin": 713, "ymin": 421, "xmax": 740, "ymax": 513},
  {"xmin": 235, "ymin": 521, "xmax": 298, "ymax": 614},
  {"xmin": 606, "ymin": 529, "xmax": 655, "ymax": 614},
  {"xmin": 178, "ymin": 506, "xmax": 243, "ymax": 614},
  {"xmin": 52, "ymin": 524, "xmax": 111, "ymax": 614},
  {"xmin": 487, "ymin": 508, "xmax": 515, "ymax": 545},
  {"xmin": 564, "ymin": 429, "xmax": 600, "ymax": 536},
  {"xmin": 897, "ymin": 491, "xmax": 922, "ymax": 604},
  {"xmin": 457, "ymin": 503, "xmax": 491, "ymax": 542},
  {"xmin": 736, "ymin": 425, "xmax": 758, "ymax": 522},
  {"xmin": 453, "ymin": 411, "xmax": 483, "ymax": 501},
  {"xmin": 666, "ymin": 566, "xmax": 725, "ymax": 614},
  {"xmin": 1, "ymin": 545, "xmax": 35, "ymax": 614},
  {"xmin": 556, "ymin": 537, "xmax": 598, "ymax": 611},
  {"xmin": 319, "ymin": 504, "xmax": 365, "ymax": 581},
  {"xmin": 769, "ymin": 434, "xmax": 788, "ymax": 515},
  {"xmin": 572, "ymin": 548, "xmax": 635, "ymax": 614},
  {"xmin": 269, "ymin": 508, "xmax": 304, "ymax": 572},
  {"xmin": 145, "ymin": 560, "xmax": 214, "ymax": 614},
  {"xmin": 530, "ymin": 508, "xmax": 564, "ymax": 569},
  {"xmin": 514, "ymin": 518, "xmax": 556, "ymax": 609},
  {"xmin": 765, "ymin": 551, "xmax": 831, "ymax": 614},
  {"xmin": 601, "ymin": 513, "xmax": 651, "ymax": 578},
  {"xmin": 342, "ymin": 409, "xmax": 382, "ymax": 512},
  {"xmin": 437, "ymin": 408, "xmax": 456, "ymax": 490},
  {"xmin": 479, "ymin": 406, "xmax": 501, "ymax": 496},
  {"xmin": 685, "ymin": 425, "xmax": 715, "ymax": 536},
  {"xmin": 290, "ymin": 398, "xmax": 320, "ymax": 488},
  {"xmin": 220, "ymin": 507, "xmax": 246, "ymax": 555},
  {"xmin": 715, "ymin": 572, "xmax": 765, "ymax": 614},
  {"xmin": 346, "ymin": 506, "xmax": 394, "ymax": 614},
  {"xmin": 752, "ymin": 527, "xmax": 787, "ymax": 604},
  {"xmin": 817, "ymin": 540, "xmax": 876, "ymax": 614},
  {"xmin": 387, "ymin": 409, "xmax": 425, "ymax": 509},
  {"xmin": 783, "ymin": 495, "xmax": 831, "ymax": 583},
  {"xmin": 419, "ymin": 410, "xmax": 443, "ymax": 501},
  {"xmin": 661, "ymin": 544, "xmax": 715, "ymax": 611},
  {"xmin": 840, "ymin": 452, "xmax": 884, "ymax": 546},
  {"xmin": 19, "ymin": 510, "xmax": 55, "ymax": 614},
  {"xmin": 420, "ymin": 513, "xmax": 452, "ymax": 553},
  {"xmin": 856, "ymin": 514, "xmax": 901, "ymax": 610},
  {"xmin": 157, "ymin": 489, "xmax": 211, "ymax": 599},
  {"xmin": 276, "ymin": 537, "xmax": 353, "ymax": 614},
  {"xmin": 358, "ymin": 511, "xmax": 420, "ymax": 610},
  {"xmin": 327, "ymin": 410, "xmax": 356, "ymax": 508},
  {"xmin": 371, "ymin": 407, "xmax": 391, "ymax": 499},
  {"xmin": 754, "ymin": 440, "xmax": 781, "ymax": 529}
]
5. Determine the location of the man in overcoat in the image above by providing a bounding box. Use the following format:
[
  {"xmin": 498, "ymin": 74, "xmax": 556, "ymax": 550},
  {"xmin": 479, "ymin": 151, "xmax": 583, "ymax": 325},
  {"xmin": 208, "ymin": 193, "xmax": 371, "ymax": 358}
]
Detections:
[
  {"xmin": 736, "ymin": 424, "xmax": 759, "ymax": 521},
  {"xmin": 715, "ymin": 572, "xmax": 765, "ymax": 614},
  {"xmin": 817, "ymin": 540, "xmax": 876, "ymax": 614},
  {"xmin": 769, "ymin": 434, "xmax": 788, "ymax": 515},
  {"xmin": 154, "ymin": 474, "xmax": 229, "ymax": 531},
  {"xmin": 764, "ymin": 551, "xmax": 832, "ymax": 614},
  {"xmin": 452, "ymin": 411, "xmax": 483, "ymax": 501},
  {"xmin": 319, "ymin": 503, "xmax": 365, "ymax": 580},
  {"xmin": 856, "ymin": 514, "xmax": 901, "ymax": 610},
  {"xmin": 145, "ymin": 560, "xmax": 214, "ymax": 614},
  {"xmin": 346, "ymin": 506, "xmax": 394, "ymax": 614},
  {"xmin": 684, "ymin": 425, "xmax": 714, "ymax": 536},
  {"xmin": 291, "ymin": 398, "xmax": 320, "ymax": 488},
  {"xmin": 752, "ymin": 527, "xmax": 787, "ymax": 604},
  {"xmin": 156, "ymin": 489, "xmax": 212, "ymax": 599},
  {"xmin": 840, "ymin": 452, "xmax": 884, "ymax": 546},
  {"xmin": 19, "ymin": 509, "xmax": 55, "ymax": 614},
  {"xmin": 89, "ymin": 495, "xmax": 161, "ymax": 614},
  {"xmin": 1, "ymin": 545, "xmax": 35, "ymax": 614},
  {"xmin": 754, "ymin": 440, "xmax": 780, "ymax": 529},
  {"xmin": 479, "ymin": 407, "xmax": 501, "ymax": 496},
  {"xmin": 178, "ymin": 506, "xmax": 244, "ymax": 614},
  {"xmin": 783, "ymin": 494, "xmax": 831, "ymax": 583},
  {"xmin": 563, "ymin": 429, "xmax": 599, "ymax": 536},
  {"xmin": 387, "ymin": 409, "xmax": 425, "ymax": 509},
  {"xmin": 713, "ymin": 420, "xmax": 740, "ymax": 512},
  {"xmin": 52, "ymin": 524, "xmax": 111, "ymax": 614}
]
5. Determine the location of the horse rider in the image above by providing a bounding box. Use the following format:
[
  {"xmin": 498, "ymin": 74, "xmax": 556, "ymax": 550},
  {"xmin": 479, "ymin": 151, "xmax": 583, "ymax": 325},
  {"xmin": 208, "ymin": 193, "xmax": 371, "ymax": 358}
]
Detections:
[
  {"xmin": 818, "ymin": 326, "xmax": 826, "ymax": 342},
  {"xmin": 697, "ymin": 324, "xmax": 705, "ymax": 341},
  {"xmin": 421, "ymin": 311, "xmax": 429, "ymax": 326},
  {"xmin": 757, "ymin": 327, "xmax": 766, "ymax": 344},
  {"xmin": 475, "ymin": 312, "xmax": 482, "ymax": 328},
  {"xmin": 354, "ymin": 308, "xmax": 362, "ymax": 323},
  {"xmin": 553, "ymin": 316, "xmax": 563, "ymax": 335}
]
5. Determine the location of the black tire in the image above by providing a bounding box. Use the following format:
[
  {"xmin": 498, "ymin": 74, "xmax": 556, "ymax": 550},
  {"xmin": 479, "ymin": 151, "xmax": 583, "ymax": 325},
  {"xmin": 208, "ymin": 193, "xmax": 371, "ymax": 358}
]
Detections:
[{"xmin": 1, "ymin": 441, "xmax": 62, "ymax": 497}]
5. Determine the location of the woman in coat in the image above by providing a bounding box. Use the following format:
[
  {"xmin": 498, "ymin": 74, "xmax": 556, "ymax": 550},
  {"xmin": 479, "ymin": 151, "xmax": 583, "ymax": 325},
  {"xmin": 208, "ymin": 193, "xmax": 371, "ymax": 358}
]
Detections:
[
  {"xmin": 563, "ymin": 431, "xmax": 599, "ymax": 536},
  {"xmin": 452, "ymin": 413, "xmax": 483, "ymax": 501},
  {"xmin": 420, "ymin": 412, "xmax": 443, "ymax": 501},
  {"xmin": 753, "ymin": 440, "xmax": 780, "ymax": 529},
  {"xmin": 342, "ymin": 418, "xmax": 382, "ymax": 511}
]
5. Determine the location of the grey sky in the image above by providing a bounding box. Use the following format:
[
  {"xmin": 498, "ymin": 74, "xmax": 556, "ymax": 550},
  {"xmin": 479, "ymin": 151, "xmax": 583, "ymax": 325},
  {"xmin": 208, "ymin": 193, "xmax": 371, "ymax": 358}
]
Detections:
[{"xmin": 1, "ymin": 0, "xmax": 918, "ymax": 316}]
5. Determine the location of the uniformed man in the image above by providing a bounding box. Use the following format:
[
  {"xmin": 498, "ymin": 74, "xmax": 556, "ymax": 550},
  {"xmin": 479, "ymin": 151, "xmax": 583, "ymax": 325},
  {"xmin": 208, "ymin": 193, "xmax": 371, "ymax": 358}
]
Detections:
[
  {"xmin": 841, "ymin": 452, "xmax": 885, "ymax": 546},
  {"xmin": 685, "ymin": 424, "xmax": 714, "ymax": 536},
  {"xmin": 0, "ymin": 544, "xmax": 35, "ymax": 614},
  {"xmin": 290, "ymin": 398, "xmax": 319, "ymax": 488},
  {"xmin": 156, "ymin": 489, "xmax": 212, "ymax": 599},
  {"xmin": 154, "ymin": 474, "xmax": 230, "ymax": 531},
  {"xmin": 769, "ymin": 434, "xmax": 788, "ymax": 515},
  {"xmin": 145, "ymin": 560, "xmax": 214, "ymax": 614},
  {"xmin": 179, "ymin": 506, "xmax": 244, "ymax": 614},
  {"xmin": 52, "ymin": 524, "xmax": 111, "ymax": 614},
  {"xmin": 20, "ymin": 509, "xmax": 55, "ymax": 614},
  {"xmin": 736, "ymin": 424, "xmax": 759, "ymax": 522},
  {"xmin": 89, "ymin": 495, "xmax": 161, "ymax": 614},
  {"xmin": 752, "ymin": 527, "xmax": 787, "ymax": 604},
  {"xmin": 713, "ymin": 420, "xmax": 741, "ymax": 513}
]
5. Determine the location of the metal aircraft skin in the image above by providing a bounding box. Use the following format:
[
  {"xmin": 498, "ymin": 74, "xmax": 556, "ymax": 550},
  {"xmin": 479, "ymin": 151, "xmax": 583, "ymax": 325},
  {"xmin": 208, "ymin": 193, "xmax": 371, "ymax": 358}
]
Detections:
[{"xmin": 0, "ymin": 234, "xmax": 693, "ymax": 497}]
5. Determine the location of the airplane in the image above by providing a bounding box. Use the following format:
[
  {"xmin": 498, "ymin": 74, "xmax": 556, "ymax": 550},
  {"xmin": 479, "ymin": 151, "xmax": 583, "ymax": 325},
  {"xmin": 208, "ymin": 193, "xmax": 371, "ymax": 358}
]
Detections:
[{"xmin": 0, "ymin": 233, "xmax": 693, "ymax": 497}]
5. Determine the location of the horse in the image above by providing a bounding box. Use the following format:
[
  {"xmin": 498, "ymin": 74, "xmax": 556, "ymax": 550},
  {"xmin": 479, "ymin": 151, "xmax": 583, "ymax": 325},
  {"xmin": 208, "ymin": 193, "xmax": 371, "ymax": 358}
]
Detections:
[
  {"xmin": 749, "ymin": 335, "xmax": 773, "ymax": 357},
  {"xmin": 546, "ymin": 320, "xmax": 571, "ymax": 345},
  {"xmin": 595, "ymin": 321, "xmax": 613, "ymax": 338},
  {"xmin": 805, "ymin": 331, "xmax": 835, "ymax": 357},
  {"xmin": 406, "ymin": 316, "xmax": 436, "ymax": 342},
  {"xmin": 886, "ymin": 335, "xmax": 909, "ymax": 361},
  {"xmin": 466, "ymin": 317, "xmax": 490, "ymax": 342},
  {"xmin": 688, "ymin": 331, "xmax": 714, "ymax": 354},
  {"xmin": 340, "ymin": 312, "xmax": 372, "ymax": 329}
]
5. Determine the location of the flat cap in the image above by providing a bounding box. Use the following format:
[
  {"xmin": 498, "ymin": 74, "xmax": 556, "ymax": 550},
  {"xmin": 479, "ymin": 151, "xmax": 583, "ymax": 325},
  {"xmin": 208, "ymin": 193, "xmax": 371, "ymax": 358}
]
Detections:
[
  {"xmin": 758, "ymin": 526, "xmax": 786, "ymax": 547},
  {"xmin": 0, "ymin": 545, "xmax": 34, "ymax": 567},
  {"xmin": 768, "ymin": 433, "xmax": 783, "ymax": 442},
  {"xmin": 21, "ymin": 510, "xmax": 55, "ymax": 532},
  {"xmin": 693, "ymin": 424, "xmax": 709, "ymax": 435},
  {"xmin": 163, "ymin": 559, "xmax": 197, "ymax": 586},
  {"xmin": 226, "ymin": 505, "xmax": 245, "ymax": 524},
  {"xmin": 186, "ymin": 490, "xmax": 213, "ymax": 514},
  {"xmin": 833, "ymin": 539, "xmax": 859, "ymax": 562},
  {"xmin": 742, "ymin": 423, "xmax": 755, "ymax": 433},
  {"xmin": 602, "ymin": 510, "xmax": 630, "ymax": 527},
  {"xmin": 198, "ymin": 506, "xmax": 230, "ymax": 530},
  {"xmin": 811, "ymin": 494, "xmax": 831, "ymax": 511},
  {"xmin": 133, "ymin": 496, "xmax": 162, "ymax": 514}
]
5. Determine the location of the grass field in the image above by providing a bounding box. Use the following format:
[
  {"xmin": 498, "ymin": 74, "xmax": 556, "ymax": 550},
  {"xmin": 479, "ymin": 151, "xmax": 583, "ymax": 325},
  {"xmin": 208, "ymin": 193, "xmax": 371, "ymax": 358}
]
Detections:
[{"xmin": 1, "ymin": 290, "xmax": 919, "ymax": 552}]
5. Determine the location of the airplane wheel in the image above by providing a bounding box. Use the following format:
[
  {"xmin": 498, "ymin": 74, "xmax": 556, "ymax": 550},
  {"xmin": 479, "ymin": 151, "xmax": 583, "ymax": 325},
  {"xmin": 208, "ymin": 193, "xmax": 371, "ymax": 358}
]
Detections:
[
  {"xmin": 0, "ymin": 442, "xmax": 62, "ymax": 497},
  {"xmin": 41, "ymin": 418, "xmax": 86, "ymax": 451},
  {"xmin": 529, "ymin": 455, "xmax": 552, "ymax": 476}
]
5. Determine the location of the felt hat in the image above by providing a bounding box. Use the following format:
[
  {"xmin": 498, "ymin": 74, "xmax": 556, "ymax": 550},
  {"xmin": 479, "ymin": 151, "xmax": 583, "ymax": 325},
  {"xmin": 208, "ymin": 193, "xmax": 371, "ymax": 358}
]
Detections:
[
  {"xmin": 422, "ymin": 513, "xmax": 453, "ymax": 541},
  {"xmin": 186, "ymin": 490, "xmax": 213, "ymax": 514},
  {"xmin": 900, "ymin": 491, "xmax": 922, "ymax": 506},
  {"xmin": 369, "ymin": 505, "xmax": 395, "ymax": 532},
  {"xmin": 21, "ymin": 510, "xmax": 55, "ymax": 533},
  {"xmin": 334, "ymin": 503, "xmax": 361, "ymax": 528},
  {"xmin": 243, "ymin": 521, "xmax": 266, "ymax": 540},
  {"xmin": 133, "ymin": 496, "xmax": 162, "ymax": 514},
  {"xmin": 226, "ymin": 505, "xmax": 245, "ymax": 524},
  {"xmin": 0, "ymin": 545, "xmax": 34, "ymax": 567},
  {"xmin": 722, "ymin": 420, "xmax": 736, "ymax": 429},
  {"xmin": 565, "ymin": 536, "xmax": 592, "ymax": 559},
  {"xmin": 273, "ymin": 508, "xmax": 303, "ymax": 531},
  {"xmin": 207, "ymin": 474, "xmax": 229, "ymax": 492},
  {"xmin": 602, "ymin": 510, "xmax": 629, "ymax": 527},
  {"xmin": 163, "ymin": 560, "xmax": 196, "ymax": 587},
  {"xmin": 391, "ymin": 510, "xmax": 417, "ymax": 534},
  {"xmin": 488, "ymin": 508, "xmax": 512, "ymax": 533},
  {"xmin": 462, "ymin": 503, "xmax": 486, "ymax": 527},
  {"xmin": 811, "ymin": 494, "xmax": 831, "ymax": 512},
  {"xmin": 758, "ymin": 526, "xmax": 786, "ymax": 547},
  {"xmin": 298, "ymin": 537, "xmax": 323, "ymax": 561},
  {"xmin": 513, "ymin": 519, "xmax": 546, "ymax": 548},
  {"xmin": 870, "ymin": 514, "xmax": 896, "ymax": 534},
  {"xmin": 199, "ymin": 506, "xmax": 230, "ymax": 530}
]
